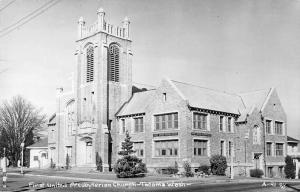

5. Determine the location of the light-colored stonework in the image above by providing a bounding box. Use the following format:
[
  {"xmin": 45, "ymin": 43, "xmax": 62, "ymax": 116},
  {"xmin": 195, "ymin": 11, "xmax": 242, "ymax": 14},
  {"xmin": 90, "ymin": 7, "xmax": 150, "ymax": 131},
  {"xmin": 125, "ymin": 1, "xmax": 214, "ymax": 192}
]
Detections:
[{"xmin": 48, "ymin": 8, "xmax": 287, "ymax": 177}]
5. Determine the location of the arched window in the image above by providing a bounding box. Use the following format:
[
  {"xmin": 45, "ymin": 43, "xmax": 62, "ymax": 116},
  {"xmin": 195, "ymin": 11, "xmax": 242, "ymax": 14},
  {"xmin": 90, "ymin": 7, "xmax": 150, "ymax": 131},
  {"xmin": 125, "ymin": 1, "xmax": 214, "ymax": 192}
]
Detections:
[
  {"xmin": 108, "ymin": 44, "xmax": 120, "ymax": 82},
  {"xmin": 66, "ymin": 100, "xmax": 75, "ymax": 136},
  {"xmin": 86, "ymin": 46, "xmax": 94, "ymax": 83}
]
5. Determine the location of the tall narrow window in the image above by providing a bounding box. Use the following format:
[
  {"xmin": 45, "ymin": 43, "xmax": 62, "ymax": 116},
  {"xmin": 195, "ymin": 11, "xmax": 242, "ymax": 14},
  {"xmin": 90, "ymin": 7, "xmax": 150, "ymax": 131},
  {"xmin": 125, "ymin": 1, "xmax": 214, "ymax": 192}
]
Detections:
[
  {"xmin": 86, "ymin": 46, "xmax": 94, "ymax": 83},
  {"xmin": 227, "ymin": 117, "xmax": 232, "ymax": 132},
  {"xmin": 266, "ymin": 142, "xmax": 272, "ymax": 156},
  {"xmin": 275, "ymin": 121, "xmax": 283, "ymax": 135},
  {"xmin": 219, "ymin": 116, "xmax": 224, "ymax": 132},
  {"xmin": 275, "ymin": 143, "xmax": 284, "ymax": 156},
  {"xmin": 220, "ymin": 140, "xmax": 225, "ymax": 156},
  {"xmin": 108, "ymin": 44, "xmax": 120, "ymax": 82},
  {"xmin": 253, "ymin": 125, "xmax": 261, "ymax": 144},
  {"xmin": 266, "ymin": 120, "xmax": 272, "ymax": 134},
  {"xmin": 66, "ymin": 100, "xmax": 75, "ymax": 136},
  {"xmin": 228, "ymin": 141, "xmax": 233, "ymax": 156},
  {"xmin": 121, "ymin": 119, "xmax": 125, "ymax": 133},
  {"xmin": 134, "ymin": 117, "xmax": 144, "ymax": 133}
]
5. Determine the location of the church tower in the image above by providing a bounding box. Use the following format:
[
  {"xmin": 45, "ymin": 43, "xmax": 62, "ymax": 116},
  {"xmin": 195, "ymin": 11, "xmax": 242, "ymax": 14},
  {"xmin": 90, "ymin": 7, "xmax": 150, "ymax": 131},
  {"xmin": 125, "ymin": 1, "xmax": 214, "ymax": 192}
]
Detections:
[{"xmin": 73, "ymin": 8, "xmax": 132, "ymax": 170}]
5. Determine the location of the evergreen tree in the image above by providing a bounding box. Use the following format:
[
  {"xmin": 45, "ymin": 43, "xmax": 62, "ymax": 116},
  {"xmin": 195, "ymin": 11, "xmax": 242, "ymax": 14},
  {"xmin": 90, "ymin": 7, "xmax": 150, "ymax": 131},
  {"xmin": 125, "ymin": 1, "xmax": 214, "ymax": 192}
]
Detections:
[
  {"xmin": 113, "ymin": 130, "xmax": 147, "ymax": 178},
  {"xmin": 96, "ymin": 152, "xmax": 103, "ymax": 172},
  {"xmin": 66, "ymin": 154, "xmax": 70, "ymax": 170},
  {"xmin": 284, "ymin": 155, "xmax": 295, "ymax": 179}
]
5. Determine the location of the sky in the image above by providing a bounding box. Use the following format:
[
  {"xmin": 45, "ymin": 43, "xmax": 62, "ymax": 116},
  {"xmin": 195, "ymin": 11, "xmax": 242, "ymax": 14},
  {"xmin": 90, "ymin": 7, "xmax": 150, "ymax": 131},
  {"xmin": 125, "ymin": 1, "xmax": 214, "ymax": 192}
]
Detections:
[{"xmin": 0, "ymin": 0, "xmax": 299, "ymax": 137}]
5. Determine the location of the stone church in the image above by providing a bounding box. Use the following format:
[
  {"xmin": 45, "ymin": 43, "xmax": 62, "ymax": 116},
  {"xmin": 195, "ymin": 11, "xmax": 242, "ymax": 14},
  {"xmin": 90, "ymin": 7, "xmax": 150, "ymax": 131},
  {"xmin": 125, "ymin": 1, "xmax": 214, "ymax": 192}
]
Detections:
[{"xmin": 48, "ymin": 8, "xmax": 287, "ymax": 176}]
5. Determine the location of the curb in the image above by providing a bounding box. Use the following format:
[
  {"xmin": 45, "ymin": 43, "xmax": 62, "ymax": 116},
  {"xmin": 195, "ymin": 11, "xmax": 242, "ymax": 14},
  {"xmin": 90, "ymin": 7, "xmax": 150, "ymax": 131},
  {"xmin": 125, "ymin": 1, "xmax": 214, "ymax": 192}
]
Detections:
[
  {"xmin": 8, "ymin": 173, "xmax": 300, "ymax": 186},
  {"xmin": 8, "ymin": 172, "xmax": 128, "ymax": 184}
]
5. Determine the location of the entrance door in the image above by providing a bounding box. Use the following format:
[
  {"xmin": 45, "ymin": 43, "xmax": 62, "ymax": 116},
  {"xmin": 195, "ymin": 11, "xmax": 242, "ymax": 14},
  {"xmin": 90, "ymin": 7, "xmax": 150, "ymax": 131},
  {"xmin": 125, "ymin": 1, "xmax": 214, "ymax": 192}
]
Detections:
[
  {"xmin": 40, "ymin": 152, "xmax": 48, "ymax": 168},
  {"xmin": 86, "ymin": 142, "xmax": 92, "ymax": 164},
  {"xmin": 254, "ymin": 153, "xmax": 263, "ymax": 169}
]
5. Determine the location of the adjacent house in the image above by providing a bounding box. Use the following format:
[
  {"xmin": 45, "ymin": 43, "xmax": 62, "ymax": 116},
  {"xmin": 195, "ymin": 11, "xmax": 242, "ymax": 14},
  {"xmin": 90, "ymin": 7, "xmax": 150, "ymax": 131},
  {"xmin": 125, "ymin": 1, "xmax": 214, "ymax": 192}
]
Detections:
[
  {"xmin": 287, "ymin": 136, "xmax": 300, "ymax": 178},
  {"xmin": 27, "ymin": 138, "xmax": 49, "ymax": 168}
]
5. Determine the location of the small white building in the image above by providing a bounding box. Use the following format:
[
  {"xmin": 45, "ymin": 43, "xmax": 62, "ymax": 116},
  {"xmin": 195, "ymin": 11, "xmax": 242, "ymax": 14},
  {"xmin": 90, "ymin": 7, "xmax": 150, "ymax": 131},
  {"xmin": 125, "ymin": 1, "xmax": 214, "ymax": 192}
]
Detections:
[
  {"xmin": 0, "ymin": 158, "xmax": 6, "ymax": 170},
  {"xmin": 287, "ymin": 136, "xmax": 300, "ymax": 179},
  {"xmin": 27, "ymin": 138, "xmax": 49, "ymax": 168}
]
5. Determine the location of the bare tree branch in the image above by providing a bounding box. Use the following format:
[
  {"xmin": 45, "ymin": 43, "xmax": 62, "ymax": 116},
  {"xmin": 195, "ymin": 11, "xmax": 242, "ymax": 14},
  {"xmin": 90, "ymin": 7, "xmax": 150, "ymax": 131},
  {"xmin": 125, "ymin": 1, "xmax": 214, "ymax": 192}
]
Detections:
[{"xmin": 0, "ymin": 96, "xmax": 46, "ymax": 166}]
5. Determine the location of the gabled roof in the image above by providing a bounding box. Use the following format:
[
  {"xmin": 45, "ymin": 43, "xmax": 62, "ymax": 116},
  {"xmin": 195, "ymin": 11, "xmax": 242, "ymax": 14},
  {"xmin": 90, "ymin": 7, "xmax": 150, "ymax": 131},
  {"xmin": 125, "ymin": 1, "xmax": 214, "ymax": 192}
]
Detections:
[
  {"xmin": 118, "ymin": 79, "xmax": 274, "ymax": 119},
  {"xmin": 48, "ymin": 113, "xmax": 56, "ymax": 123},
  {"xmin": 288, "ymin": 136, "xmax": 299, "ymax": 143},
  {"xmin": 117, "ymin": 89, "xmax": 156, "ymax": 117},
  {"xmin": 239, "ymin": 89, "xmax": 272, "ymax": 112},
  {"xmin": 171, "ymin": 80, "xmax": 245, "ymax": 115},
  {"xmin": 236, "ymin": 88, "xmax": 272, "ymax": 122},
  {"xmin": 27, "ymin": 138, "xmax": 48, "ymax": 149}
]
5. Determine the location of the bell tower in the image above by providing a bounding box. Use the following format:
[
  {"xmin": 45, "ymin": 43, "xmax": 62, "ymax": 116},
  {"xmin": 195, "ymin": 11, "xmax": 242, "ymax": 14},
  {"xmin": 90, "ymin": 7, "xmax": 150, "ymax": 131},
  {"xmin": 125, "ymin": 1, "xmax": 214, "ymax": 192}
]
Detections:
[{"xmin": 73, "ymin": 8, "xmax": 132, "ymax": 170}]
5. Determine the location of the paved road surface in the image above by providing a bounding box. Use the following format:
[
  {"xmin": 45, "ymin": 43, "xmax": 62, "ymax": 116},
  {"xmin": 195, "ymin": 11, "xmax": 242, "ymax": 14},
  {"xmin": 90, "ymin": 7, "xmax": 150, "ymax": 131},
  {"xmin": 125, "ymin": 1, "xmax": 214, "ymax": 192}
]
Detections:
[{"xmin": 0, "ymin": 174, "xmax": 297, "ymax": 192}]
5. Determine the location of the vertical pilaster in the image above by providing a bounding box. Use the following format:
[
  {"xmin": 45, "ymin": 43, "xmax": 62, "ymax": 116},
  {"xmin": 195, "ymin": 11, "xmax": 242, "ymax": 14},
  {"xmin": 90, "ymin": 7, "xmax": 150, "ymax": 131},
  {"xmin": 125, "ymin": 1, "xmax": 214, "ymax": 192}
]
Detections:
[
  {"xmin": 122, "ymin": 17, "xmax": 130, "ymax": 39},
  {"xmin": 97, "ymin": 8, "xmax": 105, "ymax": 31},
  {"xmin": 78, "ymin": 17, "xmax": 85, "ymax": 39}
]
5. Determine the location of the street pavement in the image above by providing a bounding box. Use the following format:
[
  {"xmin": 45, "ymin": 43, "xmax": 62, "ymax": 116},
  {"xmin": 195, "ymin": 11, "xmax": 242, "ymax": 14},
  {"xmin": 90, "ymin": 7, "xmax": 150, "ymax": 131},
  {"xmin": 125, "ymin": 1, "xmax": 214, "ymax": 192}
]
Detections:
[{"xmin": 1, "ymin": 169, "xmax": 300, "ymax": 191}]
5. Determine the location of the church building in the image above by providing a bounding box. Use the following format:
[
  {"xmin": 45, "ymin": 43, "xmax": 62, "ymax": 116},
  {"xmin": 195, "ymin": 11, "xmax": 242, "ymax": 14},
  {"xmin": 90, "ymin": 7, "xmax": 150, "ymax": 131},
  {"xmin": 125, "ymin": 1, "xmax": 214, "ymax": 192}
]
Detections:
[{"xmin": 48, "ymin": 8, "xmax": 287, "ymax": 177}]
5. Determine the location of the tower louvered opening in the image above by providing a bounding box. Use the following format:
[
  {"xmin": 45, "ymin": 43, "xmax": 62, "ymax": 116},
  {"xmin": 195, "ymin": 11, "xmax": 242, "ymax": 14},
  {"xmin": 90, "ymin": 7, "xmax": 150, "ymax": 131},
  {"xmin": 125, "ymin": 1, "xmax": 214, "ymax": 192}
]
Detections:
[
  {"xmin": 86, "ymin": 46, "xmax": 94, "ymax": 83},
  {"xmin": 108, "ymin": 44, "xmax": 120, "ymax": 82}
]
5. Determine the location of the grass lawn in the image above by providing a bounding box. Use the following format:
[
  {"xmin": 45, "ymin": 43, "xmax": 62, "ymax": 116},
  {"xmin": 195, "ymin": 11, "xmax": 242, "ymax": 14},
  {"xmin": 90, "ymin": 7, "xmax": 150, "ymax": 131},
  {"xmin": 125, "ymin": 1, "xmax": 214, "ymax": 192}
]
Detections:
[{"xmin": 7, "ymin": 167, "xmax": 180, "ymax": 182}]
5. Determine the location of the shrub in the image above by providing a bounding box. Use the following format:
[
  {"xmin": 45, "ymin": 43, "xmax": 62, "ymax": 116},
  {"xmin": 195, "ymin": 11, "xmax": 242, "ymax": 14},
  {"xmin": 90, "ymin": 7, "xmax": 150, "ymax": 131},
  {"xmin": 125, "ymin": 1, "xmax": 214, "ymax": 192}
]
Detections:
[
  {"xmin": 250, "ymin": 169, "xmax": 264, "ymax": 178},
  {"xmin": 50, "ymin": 158, "xmax": 55, "ymax": 169},
  {"xmin": 198, "ymin": 165, "xmax": 210, "ymax": 175},
  {"xmin": 114, "ymin": 155, "xmax": 147, "ymax": 178},
  {"xmin": 165, "ymin": 161, "xmax": 179, "ymax": 175},
  {"xmin": 65, "ymin": 154, "xmax": 70, "ymax": 170},
  {"xmin": 210, "ymin": 155, "xmax": 227, "ymax": 175},
  {"xmin": 96, "ymin": 152, "xmax": 103, "ymax": 172},
  {"xmin": 284, "ymin": 155, "xmax": 295, "ymax": 179},
  {"xmin": 113, "ymin": 131, "xmax": 147, "ymax": 178},
  {"xmin": 183, "ymin": 161, "xmax": 194, "ymax": 177}
]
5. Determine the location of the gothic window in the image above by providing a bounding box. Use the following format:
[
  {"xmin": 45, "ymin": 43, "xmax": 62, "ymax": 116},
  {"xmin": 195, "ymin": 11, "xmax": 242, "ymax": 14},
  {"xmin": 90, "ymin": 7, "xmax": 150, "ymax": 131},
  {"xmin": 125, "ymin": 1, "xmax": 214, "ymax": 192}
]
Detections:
[
  {"xmin": 66, "ymin": 100, "xmax": 75, "ymax": 136},
  {"xmin": 86, "ymin": 46, "xmax": 94, "ymax": 83},
  {"xmin": 253, "ymin": 125, "xmax": 261, "ymax": 144},
  {"xmin": 108, "ymin": 44, "xmax": 120, "ymax": 82}
]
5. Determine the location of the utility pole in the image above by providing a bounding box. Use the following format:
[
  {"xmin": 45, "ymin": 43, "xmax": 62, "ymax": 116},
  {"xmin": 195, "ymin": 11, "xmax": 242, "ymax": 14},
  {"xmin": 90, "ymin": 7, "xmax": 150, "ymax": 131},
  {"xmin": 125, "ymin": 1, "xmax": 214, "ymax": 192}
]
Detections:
[
  {"xmin": 2, "ymin": 147, "xmax": 7, "ymax": 188},
  {"xmin": 244, "ymin": 133, "xmax": 249, "ymax": 176},
  {"xmin": 230, "ymin": 142, "xmax": 234, "ymax": 179},
  {"xmin": 20, "ymin": 142, "xmax": 24, "ymax": 174}
]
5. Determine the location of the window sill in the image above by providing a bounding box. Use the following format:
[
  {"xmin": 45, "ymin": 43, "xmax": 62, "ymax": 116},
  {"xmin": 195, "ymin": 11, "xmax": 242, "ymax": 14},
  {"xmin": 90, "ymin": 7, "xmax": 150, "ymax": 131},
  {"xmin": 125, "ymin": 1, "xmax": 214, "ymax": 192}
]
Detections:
[
  {"xmin": 152, "ymin": 156, "xmax": 179, "ymax": 159},
  {"xmin": 192, "ymin": 129, "xmax": 210, "ymax": 132},
  {"xmin": 153, "ymin": 129, "xmax": 179, "ymax": 132}
]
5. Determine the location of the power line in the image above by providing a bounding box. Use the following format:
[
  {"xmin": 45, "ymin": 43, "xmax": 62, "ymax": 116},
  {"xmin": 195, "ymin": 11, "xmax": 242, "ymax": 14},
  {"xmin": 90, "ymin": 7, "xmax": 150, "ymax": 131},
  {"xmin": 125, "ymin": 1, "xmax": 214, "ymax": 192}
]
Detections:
[
  {"xmin": 0, "ymin": 0, "xmax": 61, "ymax": 38},
  {"xmin": 0, "ymin": 0, "xmax": 16, "ymax": 12},
  {"xmin": 0, "ymin": 0, "xmax": 57, "ymax": 33}
]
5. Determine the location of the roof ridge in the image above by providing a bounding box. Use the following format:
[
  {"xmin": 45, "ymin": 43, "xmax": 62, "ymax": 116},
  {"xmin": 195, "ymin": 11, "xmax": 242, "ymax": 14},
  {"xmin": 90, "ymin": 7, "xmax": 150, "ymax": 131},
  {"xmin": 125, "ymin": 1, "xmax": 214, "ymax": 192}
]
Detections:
[
  {"xmin": 133, "ymin": 89, "xmax": 156, "ymax": 95},
  {"xmin": 171, "ymin": 80, "xmax": 239, "ymax": 97},
  {"xmin": 239, "ymin": 88, "xmax": 270, "ymax": 94},
  {"xmin": 133, "ymin": 82, "xmax": 156, "ymax": 88}
]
